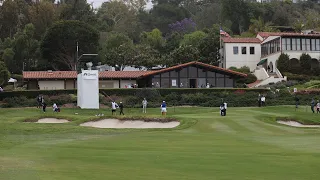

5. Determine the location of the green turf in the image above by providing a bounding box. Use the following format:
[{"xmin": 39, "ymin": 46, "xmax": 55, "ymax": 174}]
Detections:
[{"xmin": 1, "ymin": 106, "xmax": 320, "ymax": 180}]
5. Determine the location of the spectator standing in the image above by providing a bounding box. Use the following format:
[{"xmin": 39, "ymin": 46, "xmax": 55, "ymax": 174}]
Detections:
[
  {"xmin": 119, "ymin": 102, "xmax": 124, "ymax": 115},
  {"xmin": 36, "ymin": 95, "xmax": 43, "ymax": 108},
  {"xmin": 53, "ymin": 103, "xmax": 60, "ymax": 112},
  {"xmin": 142, "ymin": 98, "xmax": 148, "ymax": 113},
  {"xmin": 161, "ymin": 101, "xmax": 167, "ymax": 116},
  {"xmin": 295, "ymin": 96, "xmax": 300, "ymax": 109},
  {"xmin": 111, "ymin": 101, "xmax": 118, "ymax": 115},
  {"xmin": 261, "ymin": 96, "xmax": 266, "ymax": 106},
  {"xmin": 42, "ymin": 101, "xmax": 47, "ymax": 113},
  {"xmin": 311, "ymin": 98, "xmax": 315, "ymax": 113}
]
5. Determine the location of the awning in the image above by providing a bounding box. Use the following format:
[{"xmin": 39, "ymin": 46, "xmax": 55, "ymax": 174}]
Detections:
[{"xmin": 257, "ymin": 59, "xmax": 267, "ymax": 66}]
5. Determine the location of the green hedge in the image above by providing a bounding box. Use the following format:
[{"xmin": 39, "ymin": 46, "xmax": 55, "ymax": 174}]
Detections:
[
  {"xmin": 0, "ymin": 88, "xmax": 269, "ymax": 101},
  {"xmin": 1, "ymin": 88, "xmax": 319, "ymax": 108}
]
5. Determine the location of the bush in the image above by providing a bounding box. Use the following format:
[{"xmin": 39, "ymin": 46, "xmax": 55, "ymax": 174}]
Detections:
[
  {"xmin": 228, "ymin": 66, "xmax": 257, "ymax": 84},
  {"xmin": 277, "ymin": 53, "xmax": 290, "ymax": 72},
  {"xmin": 2, "ymin": 96, "xmax": 35, "ymax": 107},
  {"xmin": 49, "ymin": 94, "xmax": 73, "ymax": 105},
  {"xmin": 299, "ymin": 53, "xmax": 312, "ymax": 74},
  {"xmin": 288, "ymin": 58, "xmax": 301, "ymax": 74},
  {"xmin": 283, "ymin": 72, "xmax": 320, "ymax": 82}
]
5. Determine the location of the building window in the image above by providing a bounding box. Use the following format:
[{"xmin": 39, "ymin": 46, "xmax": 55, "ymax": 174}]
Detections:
[
  {"xmin": 241, "ymin": 47, "xmax": 246, "ymax": 54},
  {"xmin": 198, "ymin": 68, "xmax": 206, "ymax": 78},
  {"xmin": 250, "ymin": 47, "xmax": 255, "ymax": 54},
  {"xmin": 311, "ymin": 39, "xmax": 316, "ymax": 51},
  {"xmin": 271, "ymin": 41, "xmax": 275, "ymax": 53},
  {"xmin": 282, "ymin": 38, "xmax": 286, "ymax": 51},
  {"xmin": 160, "ymin": 78, "xmax": 170, "ymax": 88},
  {"xmin": 233, "ymin": 46, "xmax": 238, "ymax": 54},
  {"xmin": 306, "ymin": 39, "xmax": 310, "ymax": 51},
  {"xmin": 189, "ymin": 66, "xmax": 198, "ymax": 78},
  {"xmin": 297, "ymin": 38, "xmax": 301, "ymax": 50},
  {"xmin": 316, "ymin": 39, "xmax": 320, "ymax": 51},
  {"xmin": 286, "ymin": 38, "xmax": 291, "ymax": 50},
  {"xmin": 276, "ymin": 39, "xmax": 280, "ymax": 52},
  {"xmin": 180, "ymin": 68, "xmax": 188, "ymax": 77},
  {"xmin": 302, "ymin": 38, "xmax": 306, "ymax": 51},
  {"xmin": 292, "ymin": 38, "xmax": 297, "ymax": 51}
]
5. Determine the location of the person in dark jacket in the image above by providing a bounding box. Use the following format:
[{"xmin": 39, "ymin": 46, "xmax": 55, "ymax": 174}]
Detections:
[
  {"xmin": 311, "ymin": 98, "xmax": 315, "ymax": 113},
  {"xmin": 42, "ymin": 101, "xmax": 47, "ymax": 113},
  {"xmin": 36, "ymin": 95, "xmax": 43, "ymax": 108},
  {"xmin": 119, "ymin": 102, "xmax": 124, "ymax": 115},
  {"xmin": 220, "ymin": 103, "xmax": 226, "ymax": 116},
  {"xmin": 295, "ymin": 96, "xmax": 299, "ymax": 109}
]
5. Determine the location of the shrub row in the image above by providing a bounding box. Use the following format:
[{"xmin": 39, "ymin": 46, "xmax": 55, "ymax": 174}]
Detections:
[
  {"xmin": 0, "ymin": 88, "xmax": 269, "ymax": 101},
  {"xmin": 1, "ymin": 88, "xmax": 319, "ymax": 108},
  {"xmin": 283, "ymin": 72, "xmax": 320, "ymax": 82}
]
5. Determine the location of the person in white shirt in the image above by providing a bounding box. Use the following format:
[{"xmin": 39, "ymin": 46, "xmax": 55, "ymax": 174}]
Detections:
[
  {"xmin": 142, "ymin": 98, "xmax": 148, "ymax": 113},
  {"xmin": 206, "ymin": 83, "xmax": 210, "ymax": 88},
  {"xmin": 111, "ymin": 101, "xmax": 118, "ymax": 115},
  {"xmin": 53, "ymin": 103, "xmax": 59, "ymax": 112},
  {"xmin": 0, "ymin": 86, "xmax": 3, "ymax": 92},
  {"xmin": 261, "ymin": 96, "xmax": 266, "ymax": 106},
  {"xmin": 220, "ymin": 103, "xmax": 226, "ymax": 116},
  {"xmin": 224, "ymin": 102, "xmax": 227, "ymax": 116}
]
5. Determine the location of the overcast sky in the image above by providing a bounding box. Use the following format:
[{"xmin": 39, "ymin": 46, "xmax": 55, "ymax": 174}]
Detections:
[{"xmin": 88, "ymin": 0, "xmax": 153, "ymax": 9}]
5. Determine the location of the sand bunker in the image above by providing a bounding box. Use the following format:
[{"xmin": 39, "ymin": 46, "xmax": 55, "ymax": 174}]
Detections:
[
  {"xmin": 80, "ymin": 119, "xmax": 180, "ymax": 129},
  {"xmin": 36, "ymin": 118, "xmax": 69, "ymax": 123},
  {"xmin": 277, "ymin": 121, "xmax": 320, "ymax": 128}
]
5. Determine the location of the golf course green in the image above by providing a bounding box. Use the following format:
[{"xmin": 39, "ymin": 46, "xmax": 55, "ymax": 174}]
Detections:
[{"xmin": 1, "ymin": 106, "xmax": 320, "ymax": 180}]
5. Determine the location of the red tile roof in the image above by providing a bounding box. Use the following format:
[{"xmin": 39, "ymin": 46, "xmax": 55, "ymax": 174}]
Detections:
[
  {"xmin": 23, "ymin": 71, "xmax": 150, "ymax": 79},
  {"xmin": 99, "ymin": 71, "xmax": 149, "ymax": 79},
  {"xmin": 141, "ymin": 61, "xmax": 247, "ymax": 77},
  {"xmin": 23, "ymin": 61, "xmax": 247, "ymax": 80},
  {"xmin": 258, "ymin": 32, "xmax": 320, "ymax": 38},
  {"xmin": 222, "ymin": 38, "xmax": 261, "ymax": 43},
  {"xmin": 23, "ymin": 71, "xmax": 77, "ymax": 79}
]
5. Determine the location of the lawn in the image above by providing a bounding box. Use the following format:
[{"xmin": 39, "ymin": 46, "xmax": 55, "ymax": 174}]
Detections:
[{"xmin": 1, "ymin": 106, "xmax": 320, "ymax": 180}]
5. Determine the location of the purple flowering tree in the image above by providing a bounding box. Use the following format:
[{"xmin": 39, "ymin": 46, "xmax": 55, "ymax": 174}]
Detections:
[{"xmin": 168, "ymin": 18, "xmax": 197, "ymax": 34}]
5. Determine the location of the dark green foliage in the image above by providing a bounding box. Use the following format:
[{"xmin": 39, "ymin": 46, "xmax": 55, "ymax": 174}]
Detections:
[
  {"xmin": 229, "ymin": 66, "xmax": 257, "ymax": 85},
  {"xmin": 299, "ymin": 53, "xmax": 312, "ymax": 75},
  {"xmin": 0, "ymin": 61, "xmax": 10, "ymax": 86},
  {"xmin": 283, "ymin": 72, "xmax": 320, "ymax": 82},
  {"xmin": 40, "ymin": 20, "xmax": 99, "ymax": 71},
  {"xmin": 0, "ymin": 88, "xmax": 318, "ymax": 108},
  {"xmin": 277, "ymin": 53, "xmax": 290, "ymax": 73},
  {"xmin": 288, "ymin": 58, "xmax": 301, "ymax": 74},
  {"xmin": 310, "ymin": 58, "xmax": 320, "ymax": 76}
]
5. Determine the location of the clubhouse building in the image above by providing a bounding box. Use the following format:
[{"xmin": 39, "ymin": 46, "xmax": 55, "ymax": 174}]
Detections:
[
  {"xmin": 23, "ymin": 61, "xmax": 247, "ymax": 90},
  {"xmin": 221, "ymin": 31, "xmax": 320, "ymax": 87}
]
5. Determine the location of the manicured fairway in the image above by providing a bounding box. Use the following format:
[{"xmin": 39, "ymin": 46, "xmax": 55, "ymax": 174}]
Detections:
[{"xmin": 1, "ymin": 106, "xmax": 320, "ymax": 180}]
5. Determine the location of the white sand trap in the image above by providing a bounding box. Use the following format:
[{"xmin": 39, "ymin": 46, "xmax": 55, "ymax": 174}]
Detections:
[
  {"xmin": 80, "ymin": 119, "xmax": 180, "ymax": 129},
  {"xmin": 277, "ymin": 121, "xmax": 320, "ymax": 128},
  {"xmin": 36, "ymin": 118, "xmax": 69, "ymax": 123}
]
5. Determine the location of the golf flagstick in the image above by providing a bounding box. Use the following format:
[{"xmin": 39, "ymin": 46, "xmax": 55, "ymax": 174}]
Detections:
[{"xmin": 101, "ymin": 91, "xmax": 114, "ymax": 102}]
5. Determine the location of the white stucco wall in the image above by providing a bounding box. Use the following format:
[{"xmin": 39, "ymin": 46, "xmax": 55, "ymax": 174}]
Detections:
[
  {"xmin": 99, "ymin": 80, "xmax": 119, "ymax": 88},
  {"xmin": 224, "ymin": 42, "xmax": 261, "ymax": 71},
  {"xmin": 38, "ymin": 80, "xmax": 64, "ymax": 90},
  {"xmin": 254, "ymin": 67, "xmax": 269, "ymax": 80}
]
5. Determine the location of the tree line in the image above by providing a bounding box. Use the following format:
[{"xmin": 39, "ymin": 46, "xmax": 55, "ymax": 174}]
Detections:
[{"xmin": 0, "ymin": 0, "xmax": 319, "ymax": 81}]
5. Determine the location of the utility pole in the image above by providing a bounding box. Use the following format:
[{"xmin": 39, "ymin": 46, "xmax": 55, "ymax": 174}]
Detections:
[{"xmin": 76, "ymin": 41, "xmax": 79, "ymax": 71}]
